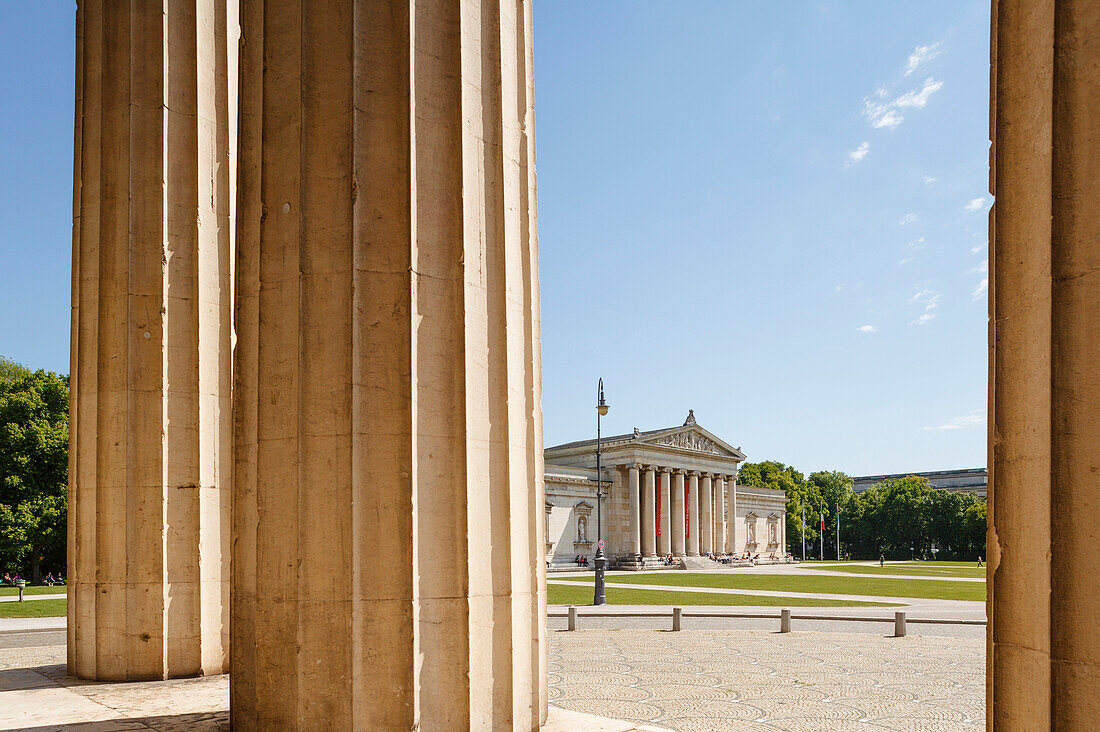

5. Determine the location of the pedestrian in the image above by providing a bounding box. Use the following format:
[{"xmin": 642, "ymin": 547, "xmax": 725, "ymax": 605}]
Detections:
[
  {"xmin": 879, "ymin": 553, "xmax": 884, "ymax": 567},
  {"xmin": 977, "ymin": 556, "xmax": 984, "ymax": 568}
]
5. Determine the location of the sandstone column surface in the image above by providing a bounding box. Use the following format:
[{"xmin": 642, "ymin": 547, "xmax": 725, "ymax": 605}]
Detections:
[
  {"xmin": 627, "ymin": 464, "xmax": 641, "ymax": 557},
  {"xmin": 230, "ymin": 1, "xmax": 545, "ymax": 729},
  {"xmin": 658, "ymin": 468, "xmax": 672, "ymax": 555},
  {"xmin": 989, "ymin": 1, "xmax": 1100, "ymax": 728},
  {"xmin": 69, "ymin": 0, "xmax": 237, "ymax": 681},
  {"xmin": 727, "ymin": 477, "xmax": 737, "ymax": 553},
  {"xmin": 714, "ymin": 476, "xmax": 726, "ymax": 553},
  {"xmin": 642, "ymin": 467, "xmax": 656, "ymax": 558}
]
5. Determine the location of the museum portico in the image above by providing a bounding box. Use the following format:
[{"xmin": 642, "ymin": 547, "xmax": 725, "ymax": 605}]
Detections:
[{"xmin": 544, "ymin": 411, "xmax": 786, "ymax": 569}]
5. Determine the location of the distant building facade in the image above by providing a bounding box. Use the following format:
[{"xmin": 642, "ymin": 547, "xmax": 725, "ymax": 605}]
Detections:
[
  {"xmin": 543, "ymin": 411, "xmax": 787, "ymax": 569},
  {"xmin": 852, "ymin": 467, "xmax": 987, "ymax": 498}
]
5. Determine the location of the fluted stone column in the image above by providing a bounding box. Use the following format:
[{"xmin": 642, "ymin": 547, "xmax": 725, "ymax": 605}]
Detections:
[
  {"xmin": 989, "ymin": 1, "xmax": 1100, "ymax": 728},
  {"xmin": 231, "ymin": 1, "xmax": 545, "ymax": 729},
  {"xmin": 714, "ymin": 475, "xmax": 726, "ymax": 553},
  {"xmin": 627, "ymin": 464, "xmax": 641, "ymax": 558},
  {"xmin": 699, "ymin": 474, "xmax": 713, "ymax": 554},
  {"xmin": 687, "ymin": 472, "xmax": 700, "ymax": 556},
  {"xmin": 658, "ymin": 468, "xmax": 672, "ymax": 556},
  {"xmin": 728, "ymin": 475, "xmax": 738, "ymax": 553},
  {"xmin": 642, "ymin": 466, "xmax": 657, "ymax": 558},
  {"xmin": 670, "ymin": 470, "xmax": 686, "ymax": 556},
  {"xmin": 68, "ymin": 0, "xmax": 236, "ymax": 681}
]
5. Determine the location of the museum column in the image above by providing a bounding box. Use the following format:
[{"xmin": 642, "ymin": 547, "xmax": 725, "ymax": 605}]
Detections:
[
  {"xmin": 627, "ymin": 464, "xmax": 642, "ymax": 557},
  {"xmin": 989, "ymin": 1, "xmax": 1100, "ymax": 728},
  {"xmin": 687, "ymin": 472, "xmax": 700, "ymax": 556},
  {"xmin": 659, "ymin": 468, "xmax": 672, "ymax": 555},
  {"xmin": 699, "ymin": 474, "xmax": 713, "ymax": 554},
  {"xmin": 642, "ymin": 466, "xmax": 657, "ymax": 558},
  {"xmin": 727, "ymin": 476, "xmax": 738, "ymax": 553},
  {"xmin": 69, "ymin": 0, "xmax": 236, "ymax": 681},
  {"xmin": 231, "ymin": 1, "xmax": 546, "ymax": 729},
  {"xmin": 714, "ymin": 475, "xmax": 726, "ymax": 553},
  {"xmin": 670, "ymin": 470, "xmax": 686, "ymax": 556}
]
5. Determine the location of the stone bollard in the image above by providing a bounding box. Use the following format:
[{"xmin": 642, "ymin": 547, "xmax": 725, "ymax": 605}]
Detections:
[
  {"xmin": 780, "ymin": 608, "xmax": 791, "ymax": 633},
  {"xmin": 16, "ymin": 579, "xmax": 25, "ymax": 603},
  {"xmin": 672, "ymin": 607, "xmax": 682, "ymax": 632},
  {"xmin": 568, "ymin": 606, "xmax": 577, "ymax": 631},
  {"xmin": 894, "ymin": 611, "xmax": 906, "ymax": 637}
]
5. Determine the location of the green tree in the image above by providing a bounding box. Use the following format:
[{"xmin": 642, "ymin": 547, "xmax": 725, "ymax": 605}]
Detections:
[
  {"xmin": 0, "ymin": 357, "xmax": 69, "ymax": 581},
  {"xmin": 809, "ymin": 470, "xmax": 853, "ymax": 558},
  {"xmin": 738, "ymin": 461, "xmax": 821, "ymax": 557}
]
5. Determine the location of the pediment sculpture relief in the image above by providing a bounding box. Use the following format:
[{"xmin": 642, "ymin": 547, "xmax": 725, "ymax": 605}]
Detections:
[{"xmin": 653, "ymin": 432, "xmax": 724, "ymax": 455}]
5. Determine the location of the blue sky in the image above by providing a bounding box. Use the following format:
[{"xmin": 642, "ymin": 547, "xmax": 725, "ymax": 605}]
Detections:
[{"xmin": 0, "ymin": 2, "xmax": 990, "ymax": 476}]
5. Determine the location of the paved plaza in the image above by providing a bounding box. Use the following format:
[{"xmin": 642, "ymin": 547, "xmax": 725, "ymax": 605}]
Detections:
[
  {"xmin": 0, "ymin": 626, "xmax": 983, "ymax": 731},
  {"xmin": 549, "ymin": 629, "xmax": 984, "ymax": 731}
]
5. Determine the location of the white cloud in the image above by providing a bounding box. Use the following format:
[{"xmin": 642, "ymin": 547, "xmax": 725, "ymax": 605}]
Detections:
[
  {"xmin": 848, "ymin": 141, "xmax": 870, "ymax": 163},
  {"xmin": 910, "ymin": 313, "xmax": 936, "ymax": 326},
  {"xmin": 864, "ymin": 101, "xmax": 904, "ymax": 129},
  {"xmin": 970, "ymin": 245, "xmax": 984, "ymax": 255},
  {"xmin": 971, "ymin": 260, "xmax": 988, "ymax": 274},
  {"xmin": 863, "ymin": 78, "xmax": 943, "ymax": 129},
  {"xmin": 905, "ymin": 42, "xmax": 943, "ymax": 76},
  {"xmin": 925, "ymin": 410, "xmax": 987, "ymax": 431},
  {"xmin": 923, "ymin": 175, "xmax": 937, "ymax": 185},
  {"xmin": 972, "ymin": 277, "xmax": 988, "ymax": 301},
  {"xmin": 894, "ymin": 78, "xmax": 943, "ymax": 109},
  {"xmin": 965, "ymin": 197, "xmax": 986, "ymax": 211},
  {"xmin": 899, "ymin": 213, "xmax": 918, "ymax": 225},
  {"xmin": 909, "ymin": 289, "xmax": 941, "ymax": 325},
  {"xmin": 858, "ymin": 324, "xmax": 877, "ymax": 333},
  {"xmin": 899, "ymin": 257, "xmax": 913, "ymax": 265},
  {"xmin": 906, "ymin": 236, "xmax": 926, "ymax": 249}
]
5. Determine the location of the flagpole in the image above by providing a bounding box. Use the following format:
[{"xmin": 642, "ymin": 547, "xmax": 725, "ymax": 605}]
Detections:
[
  {"xmin": 836, "ymin": 503, "xmax": 841, "ymax": 560},
  {"xmin": 819, "ymin": 508, "xmax": 823, "ymax": 562}
]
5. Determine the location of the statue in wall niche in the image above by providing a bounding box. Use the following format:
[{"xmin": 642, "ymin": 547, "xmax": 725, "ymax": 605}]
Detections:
[
  {"xmin": 577, "ymin": 516, "xmax": 588, "ymax": 542},
  {"xmin": 769, "ymin": 522, "xmax": 777, "ymax": 545},
  {"xmin": 747, "ymin": 520, "xmax": 756, "ymax": 545}
]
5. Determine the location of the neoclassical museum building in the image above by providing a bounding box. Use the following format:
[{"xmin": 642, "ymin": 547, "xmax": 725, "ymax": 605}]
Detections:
[{"xmin": 544, "ymin": 411, "xmax": 787, "ymax": 569}]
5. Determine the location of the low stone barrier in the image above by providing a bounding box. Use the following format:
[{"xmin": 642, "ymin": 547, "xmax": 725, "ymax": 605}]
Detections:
[{"xmin": 554, "ymin": 606, "xmax": 986, "ymax": 637}]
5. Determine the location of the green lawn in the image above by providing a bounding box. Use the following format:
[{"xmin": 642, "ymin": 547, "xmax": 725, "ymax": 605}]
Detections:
[
  {"xmin": 808, "ymin": 565, "xmax": 986, "ymax": 579},
  {"xmin": 548, "ymin": 583, "xmax": 897, "ymax": 607},
  {"xmin": 892, "ymin": 561, "xmax": 981, "ymax": 567},
  {"xmin": 0, "ymin": 585, "xmax": 67, "ymax": 596},
  {"xmin": 0, "ymin": 598, "xmax": 66, "ymax": 618},
  {"xmin": 557, "ymin": 572, "xmax": 985, "ymax": 602}
]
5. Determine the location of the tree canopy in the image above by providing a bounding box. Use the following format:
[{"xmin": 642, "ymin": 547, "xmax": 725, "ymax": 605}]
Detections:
[
  {"xmin": 737, "ymin": 460, "xmax": 985, "ymax": 560},
  {"xmin": 0, "ymin": 356, "xmax": 68, "ymax": 579}
]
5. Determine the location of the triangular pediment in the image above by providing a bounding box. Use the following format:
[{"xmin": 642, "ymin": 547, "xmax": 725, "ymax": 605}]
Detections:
[{"xmin": 634, "ymin": 424, "xmax": 746, "ymax": 460}]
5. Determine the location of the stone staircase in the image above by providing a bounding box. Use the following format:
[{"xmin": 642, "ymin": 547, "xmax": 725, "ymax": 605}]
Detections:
[
  {"xmin": 677, "ymin": 556, "xmax": 718, "ymax": 571},
  {"xmin": 610, "ymin": 555, "xmax": 671, "ymax": 571}
]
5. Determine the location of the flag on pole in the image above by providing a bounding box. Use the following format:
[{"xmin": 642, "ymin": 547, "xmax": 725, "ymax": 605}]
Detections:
[{"xmin": 820, "ymin": 512, "xmax": 825, "ymax": 530}]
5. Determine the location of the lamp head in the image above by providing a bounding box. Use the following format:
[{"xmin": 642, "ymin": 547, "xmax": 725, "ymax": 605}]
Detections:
[{"xmin": 596, "ymin": 378, "xmax": 608, "ymax": 415}]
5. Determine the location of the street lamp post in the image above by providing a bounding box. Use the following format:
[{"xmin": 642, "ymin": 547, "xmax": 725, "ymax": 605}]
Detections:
[{"xmin": 593, "ymin": 378, "xmax": 609, "ymax": 606}]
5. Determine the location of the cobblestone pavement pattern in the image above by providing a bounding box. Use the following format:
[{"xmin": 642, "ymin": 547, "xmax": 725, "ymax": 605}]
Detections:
[
  {"xmin": 0, "ymin": 629, "xmax": 982, "ymax": 730},
  {"xmin": 548, "ymin": 629, "xmax": 984, "ymax": 732}
]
